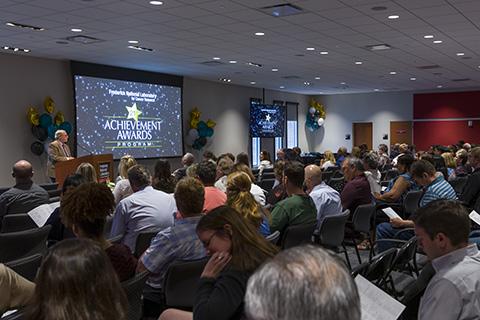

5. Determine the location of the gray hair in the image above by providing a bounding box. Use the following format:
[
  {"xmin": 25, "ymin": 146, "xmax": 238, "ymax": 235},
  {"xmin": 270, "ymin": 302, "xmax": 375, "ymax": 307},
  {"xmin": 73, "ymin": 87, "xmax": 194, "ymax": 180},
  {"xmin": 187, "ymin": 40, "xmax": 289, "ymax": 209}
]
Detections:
[
  {"xmin": 127, "ymin": 165, "xmax": 151, "ymax": 189},
  {"xmin": 245, "ymin": 245, "xmax": 360, "ymax": 320},
  {"xmin": 182, "ymin": 153, "xmax": 195, "ymax": 166},
  {"xmin": 55, "ymin": 129, "xmax": 67, "ymax": 140},
  {"xmin": 363, "ymin": 152, "xmax": 379, "ymax": 170},
  {"xmin": 345, "ymin": 156, "xmax": 365, "ymax": 172}
]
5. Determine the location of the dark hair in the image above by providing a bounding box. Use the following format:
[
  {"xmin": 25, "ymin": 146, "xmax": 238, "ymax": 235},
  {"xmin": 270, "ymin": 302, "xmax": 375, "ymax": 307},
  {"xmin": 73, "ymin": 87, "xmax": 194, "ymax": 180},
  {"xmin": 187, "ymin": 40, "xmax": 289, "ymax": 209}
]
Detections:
[
  {"xmin": 127, "ymin": 165, "xmax": 151, "ymax": 189},
  {"xmin": 232, "ymin": 163, "xmax": 256, "ymax": 182},
  {"xmin": 273, "ymin": 160, "xmax": 286, "ymax": 179},
  {"xmin": 196, "ymin": 206, "xmax": 278, "ymax": 272},
  {"xmin": 410, "ymin": 160, "xmax": 436, "ymax": 178},
  {"xmin": 27, "ymin": 239, "xmax": 127, "ymax": 320},
  {"xmin": 236, "ymin": 152, "xmax": 250, "ymax": 167},
  {"xmin": 397, "ymin": 154, "xmax": 415, "ymax": 171},
  {"xmin": 174, "ymin": 177, "xmax": 204, "ymax": 216},
  {"xmin": 203, "ymin": 150, "xmax": 217, "ymax": 162},
  {"xmin": 197, "ymin": 160, "xmax": 217, "ymax": 186},
  {"xmin": 260, "ymin": 150, "xmax": 271, "ymax": 162},
  {"xmin": 284, "ymin": 149, "xmax": 299, "ymax": 161},
  {"xmin": 62, "ymin": 174, "xmax": 87, "ymax": 194},
  {"xmin": 61, "ymin": 182, "xmax": 115, "ymax": 238},
  {"xmin": 218, "ymin": 153, "xmax": 235, "ymax": 163},
  {"xmin": 152, "ymin": 160, "xmax": 175, "ymax": 193},
  {"xmin": 283, "ymin": 161, "xmax": 304, "ymax": 188},
  {"xmin": 414, "ymin": 200, "xmax": 470, "ymax": 246}
]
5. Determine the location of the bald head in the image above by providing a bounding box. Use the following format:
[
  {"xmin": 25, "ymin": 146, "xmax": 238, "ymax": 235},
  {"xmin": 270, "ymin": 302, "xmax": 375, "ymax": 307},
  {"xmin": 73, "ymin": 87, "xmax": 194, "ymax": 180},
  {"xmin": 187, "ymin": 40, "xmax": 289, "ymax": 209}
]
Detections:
[
  {"xmin": 182, "ymin": 153, "xmax": 195, "ymax": 166},
  {"xmin": 13, "ymin": 160, "xmax": 33, "ymax": 181},
  {"xmin": 304, "ymin": 164, "xmax": 322, "ymax": 193}
]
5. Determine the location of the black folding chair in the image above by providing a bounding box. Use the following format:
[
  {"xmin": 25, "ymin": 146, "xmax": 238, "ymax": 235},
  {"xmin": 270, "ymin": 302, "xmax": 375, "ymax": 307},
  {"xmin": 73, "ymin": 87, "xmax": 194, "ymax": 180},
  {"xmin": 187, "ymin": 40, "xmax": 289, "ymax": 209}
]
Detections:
[
  {"xmin": 5, "ymin": 253, "xmax": 43, "ymax": 281},
  {"xmin": 134, "ymin": 231, "xmax": 158, "ymax": 258},
  {"xmin": 280, "ymin": 223, "xmax": 316, "ymax": 249},
  {"xmin": 1, "ymin": 214, "xmax": 38, "ymax": 233},
  {"xmin": 346, "ymin": 204, "xmax": 376, "ymax": 264},
  {"xmin": 121, "ymin": 271, "xmax": 149, "ymax": 320},
  {"xmin": 449, "ymin": 176, "xmax": 468, "ymax": 196},
  {"xmin": 0, "ymin": 225, "xmax": 51, "ymax": 263},
  {"xmin": 327, "ymin": 177, "xmax": 345, "ymax": 193}
]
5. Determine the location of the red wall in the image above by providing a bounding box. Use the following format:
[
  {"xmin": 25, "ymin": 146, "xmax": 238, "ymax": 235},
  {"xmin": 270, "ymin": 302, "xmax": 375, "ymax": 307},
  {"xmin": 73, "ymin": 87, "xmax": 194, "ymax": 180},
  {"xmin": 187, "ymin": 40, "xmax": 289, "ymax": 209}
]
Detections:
[{"xmin": 413, "ymin": 91, "xmax": 480, "ymax": 151}]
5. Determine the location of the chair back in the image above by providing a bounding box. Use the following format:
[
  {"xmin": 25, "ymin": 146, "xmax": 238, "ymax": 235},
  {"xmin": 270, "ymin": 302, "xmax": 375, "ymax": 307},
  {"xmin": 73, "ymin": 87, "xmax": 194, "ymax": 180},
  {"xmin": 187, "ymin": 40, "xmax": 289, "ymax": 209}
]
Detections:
[
  {"xmin": 121, "ymin": 271, "xmax": 149, "ymax": 320},
  {"xmin": 449, "ymin": 176, "xmax": 468, "ymax": 196},
  {"xmin": 327, "ymin": 177, "xmax": 345, "ymax": 193},
  {"xmin": 1, "ymin": 214, "xmax": 38, "ymax": 233},
  {"xmin": 0, "ymin": 225, "xmax": 51, "ymax": 263},
  {"xmin": 321, "ymin": 171, "xmax": 334, "ymax": 184},
  {"xmin": 384, "ymin": 169, "xmax": 399, "ymax": 181},
  {"xmin": 39, "ymin": 183, "xmax": 59, "ymax": 191},
  {"xmin": 352, "ymin": 204, "xmax": 375, "ymax": 234},
  {"xmin": 258, "ymin": 178, "xmax": 276, "ymax": 192},
  {"xmin": 403, "ymin": 190, "xmax": 423, "ymax": 216},
  {"xmin": 265, "ymin": 230, "xmax": 280, "ymax": 244},
  {"xmin": 280, "ymin": 223, "xmax": 316, "ymax": 249},
  {"xmin": 1, "ymin": 310, "xmax": 24, "ymax": 320},
  {"xmin": 364, "ymin": 247, "xmax": 397, "ymax": 284},
  {"xmin": 163, "ymin": 258, "xmax": 208, "ymax": 309},
  {"xmin": 331, "ymin": 170, "xmax": 344, "ymax": 179},
  {"xmin": 134, "ymin": 231, "xmax": 158, "ymax": 258},
  {"xmin": 391, "ymin": 237, "xmax": 417, "ymax": 272},
  {"xmin": 5, "ymin": 253, "xmax": 42, "ymax": 281},
  {"xmin": 317, "ymin": 210, "xmax": 350, "ymax": 247}
]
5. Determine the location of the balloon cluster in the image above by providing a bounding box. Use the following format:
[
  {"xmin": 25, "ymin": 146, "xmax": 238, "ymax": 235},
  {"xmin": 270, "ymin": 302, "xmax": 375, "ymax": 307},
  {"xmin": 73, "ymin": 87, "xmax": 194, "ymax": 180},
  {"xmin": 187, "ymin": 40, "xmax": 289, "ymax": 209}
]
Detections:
[
  {"xmin": 185, "ymin": 107, "xmax": 216, "ymax": 150},
  {"xmin": 27, "ymin": 97, "xmax": 72, "ymax": 155},
  {"xmin": 306, "ymin": 98, "xmax": 326, "ymax": 132}
]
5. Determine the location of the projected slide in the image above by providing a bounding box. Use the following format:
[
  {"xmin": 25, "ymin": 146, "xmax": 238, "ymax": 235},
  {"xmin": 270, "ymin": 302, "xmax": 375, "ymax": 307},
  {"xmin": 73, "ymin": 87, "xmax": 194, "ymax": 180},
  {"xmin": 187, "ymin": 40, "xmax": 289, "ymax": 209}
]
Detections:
[
  {"xmin": 75, "ymin": 75, "xmax": 182, "ymax": 159},
  {"xmin": 250, "ymin": 104, "xmax": 285, "ymax": 137}
]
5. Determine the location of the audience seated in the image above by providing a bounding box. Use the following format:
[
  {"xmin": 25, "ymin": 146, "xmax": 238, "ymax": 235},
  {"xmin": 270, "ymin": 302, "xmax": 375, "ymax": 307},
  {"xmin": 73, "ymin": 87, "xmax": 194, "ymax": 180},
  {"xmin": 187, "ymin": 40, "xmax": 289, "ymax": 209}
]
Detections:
[
  {"xmin": 244, "ymin": 245, "xmax": 360, "ymax": 320},
  {"xmin": 392, "ymin": 143, "xmax": 409, "ymax": 166},
  {"xmin": 61, "ymin": 182, "xmax": 137, "ymax": 281},
  {"xmin": 202, "ymin": 150, "xmax": 217, "ymax": 164},
  {"xmin": 235, "ymin": 152, "xmax": 250, "ymax": 167},
  {"xmin": 460, "ymin": 147, "xmax": 480, "ymax": 212},
  {"xmin": 441, "ymin": 152, "xmax": 456, "ymax": 179},
  {"xmin": 376, "ymin": 160, "xmax": 457, "ymax": 252},
  {"xmin": 266, "ymin": 160, "xmax": 287, "ymax": 206},
  {"xmin": 276, "ymin": 148, "xmax": 285, "ymax": 161},
  {"xmin": 196, "ymin": 160, "xmax": 226, "ymax": 213},
  {"xmin": 173, "ymin": 153, "xmax": 195, "ymax": 181},
  {"xmin": 226, "ymin": 171, "xmax": 270, "ymax": 236},
  {"xmin": 75, "ymin": 162, "xmax": 97, "ymax": 183},
  {"xmin": 320, "ymin": 150, "xmax": 336, "ymax": 170},
  {"xmin": 304, "ymin": 164, "xmax": 342, "ymax": 229},
  {"xmin": 232, "ymin": 163, "xmax": 266, "ymax": 206},
  {"xmin": 0, "ymin": 263, "xmax": 34, "ymax": 314},
  {"xmin": 270, "ymin": 161, "xmax": 317, "ymax": 235},
  {"xmin": 113, "ymin": 154, "xmax": 136, "ymax": 204},
  {"xmin": 152, "ymin": 159, "xmax": 176, "ymax": 194},
  {"xmin": 363, "ymin": 152, "xmax": 381, "ymax": 194},
  {"xmin": 110, "ymin": 165, "xmax": 176, "ymax": 252},
  {"xmin": 26, "ymin": 238, "xmax": 127, "ymax": 320},
  {"xmin": 214, "ymin": 156, "xmax": 234, "ymax": 192},
  {"xmin": 0, "ymin": 160, "xmax": 49, "ymax": 222},
  {"xmin": 137, "ymin": 177, "xmax": 207, "ymax": 317},
  {"xmin": 340, "ymin": 157, "xmax": 372, "ymax": 214},
  {"xmin": 335, "ymin": 147, "xmax": 348, "ymax": 167},
  {"xmin": 453, "ymin": 149, "xmax": 471, "ymax": 178},
  {"xmin": 377, "ymin": 144, "xmax": 390, "ymax": 168},
  {"xmin": 415, "ymin": 200, "xmax": 480, "ymax": 320},
  {"xmin": 258, "ymin": 150, "xmax": 272, "ymax": 175},
  {"xmin": 45, "ymin": 173, "xmax": 86, "ymax": 243},
  {"xmin": 159, "ymin": 206, "xmax": 278, "ymax": 320}
]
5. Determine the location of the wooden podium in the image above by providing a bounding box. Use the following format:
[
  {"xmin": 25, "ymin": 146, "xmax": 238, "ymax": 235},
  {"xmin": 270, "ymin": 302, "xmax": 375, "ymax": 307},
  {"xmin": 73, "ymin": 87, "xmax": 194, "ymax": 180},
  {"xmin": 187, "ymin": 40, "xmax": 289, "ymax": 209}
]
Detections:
[{"xmin": 55, "ymin": 154, "xmax": 114, "ymax": 188}]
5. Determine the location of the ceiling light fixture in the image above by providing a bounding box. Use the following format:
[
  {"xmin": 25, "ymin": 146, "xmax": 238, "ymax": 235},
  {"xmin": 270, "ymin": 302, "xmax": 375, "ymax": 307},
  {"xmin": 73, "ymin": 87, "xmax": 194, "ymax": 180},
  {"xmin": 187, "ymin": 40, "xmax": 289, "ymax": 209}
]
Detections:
[
  {"xmin": 306, "ymin": 47, "xmax": 315, "ymax": 51},
  {"xmin": 246, "ymin": 62, "xmax": 262, "ymax": 67},
  {"xmin": 410, "ymin": 77, "xmax": 416, "ymax": 80},
  {"xmin": 250, "ymin": 81, "xmax": 256, "ymax": 85},
  {"xmin": 229, "ymin": 60, "xmax": 237, "ymax": 64},
  {"xmin": 71, "ymin": 28, "xmax": 83, "ymax": 32},
  {"xmin": 456, "ymin": 52, "xmax": 465, "ymax": 56},
  {"xmin": 279, "ymin": 86, "xmax": 285, "ymax": 89},
  {"xmin": 388, "ymin": 15, "xmax": 399, "ymax": 19},
  {"xmin": 128, "ymin": 45, "xmax": 154, "ymax": 52},
  {"xmin": 128, "ymin": 40, "xmax": 139, "ymax": 44},
  {"xmin": 340, "ymin": 82, "xmax": 346, "ymax": 85},
  {"xmin": 437, "ymin": 85, "xmax": 443, "ymax": 88},
  {"xmin": 320, "ymin": 51, "xmax": 328, "ymax": 55},
  {"xmin": 390, "ymin": 71, "xmax": 397, "ymax": 75},
  {"xmin": 433, "ymin": 40, "xmax": 443, "ymax": 44},
  {"xmin": 355, "ymin": 61, "xmax": 363, "ymax": 65},
  {"xmin": 219, "ymin": 78, "xmax": 231, "ymax": 83},
  {"xmin": 374, "ymin": 89, "xmax": 380, "ymax": 91},
  {"xmin": 424, "ymin": 35, "xmax": 434, "ymax": 39},
  {"xmin": 314, "ymin": 76, "xmax": 321, "ymax": 80},
  {"xmin": 212, "ymin": 57, "xmax": 221, "ymax": 60},
  {"xmin": 5, "ymin": 21, "xmax": 44, "ymax": 31},
  {"xmin": 149, "ymin": 1, "xmax": 164, "ymax": 5},
  {"xmin": 254, "ymin": 32, "xmax": 265, "ymax": 36},
  {"xmin": 304, "ymin": 81, "xmax": 311, "ymax": 86},
  {"xmin": 272, "ymin": 68, "xmax": 278, "ymax": 72},
  {"xmin": 2, "ymin": 46, "xmax": 30, "ymax": 53}
]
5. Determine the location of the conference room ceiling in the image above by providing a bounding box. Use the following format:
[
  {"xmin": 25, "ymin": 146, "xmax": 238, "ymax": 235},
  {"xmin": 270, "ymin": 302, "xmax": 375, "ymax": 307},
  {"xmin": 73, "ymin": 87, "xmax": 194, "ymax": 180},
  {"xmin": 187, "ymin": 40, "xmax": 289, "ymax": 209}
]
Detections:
[{"xmin": 1, "ymin": 0, "xmax": 480, "ymax": 94}]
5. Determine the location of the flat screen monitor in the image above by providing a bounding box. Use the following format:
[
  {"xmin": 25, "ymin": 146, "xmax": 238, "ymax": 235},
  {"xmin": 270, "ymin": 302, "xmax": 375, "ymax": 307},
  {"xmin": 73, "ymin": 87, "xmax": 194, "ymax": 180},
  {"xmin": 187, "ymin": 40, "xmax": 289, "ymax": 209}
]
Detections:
[{"xmin": 250, "ymin": 103, "xmax": 285, "ymax": 137}]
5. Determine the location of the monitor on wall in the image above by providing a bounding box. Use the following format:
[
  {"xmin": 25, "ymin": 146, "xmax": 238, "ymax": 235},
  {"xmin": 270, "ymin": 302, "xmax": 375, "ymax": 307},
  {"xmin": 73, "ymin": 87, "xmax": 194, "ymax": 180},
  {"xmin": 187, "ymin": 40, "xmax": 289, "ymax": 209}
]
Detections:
[
  {"xmin": 249, "ymin": 103, "xmax": 285, "ymax": 137},
  {"xmin": 72, "ymin": 62, "xmax": 183, "ymax": 160}
]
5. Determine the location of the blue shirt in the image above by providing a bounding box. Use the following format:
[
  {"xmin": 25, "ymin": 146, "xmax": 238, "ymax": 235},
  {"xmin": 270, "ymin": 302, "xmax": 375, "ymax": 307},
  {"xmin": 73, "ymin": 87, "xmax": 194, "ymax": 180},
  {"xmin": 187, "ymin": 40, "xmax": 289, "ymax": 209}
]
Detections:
[
  {"xmin": 110, "ymin": 186, "xmax": 176, "ymax": 252},
  {"xmin": 420, "ymin": 176, "xmax": 457, "ymax": 207},
  {"xmin": 309, "ymin": 182, "xmax": 343, "ymax": 227},
  {"xmin": 140, "ymin": 216, "xmax": 206, "ymax": 289}
]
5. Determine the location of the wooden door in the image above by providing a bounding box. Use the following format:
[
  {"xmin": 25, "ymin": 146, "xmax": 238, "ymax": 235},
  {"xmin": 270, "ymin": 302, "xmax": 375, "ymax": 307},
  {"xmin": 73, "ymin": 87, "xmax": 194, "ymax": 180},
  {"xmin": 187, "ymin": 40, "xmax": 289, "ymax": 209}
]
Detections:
[
  {"xmin": 353, "ymin": 122, "xmax": 373, "ymax": 150},
  {"xmin": 390, "ymin": 121, "xmax": 412, "ymax": 145}
]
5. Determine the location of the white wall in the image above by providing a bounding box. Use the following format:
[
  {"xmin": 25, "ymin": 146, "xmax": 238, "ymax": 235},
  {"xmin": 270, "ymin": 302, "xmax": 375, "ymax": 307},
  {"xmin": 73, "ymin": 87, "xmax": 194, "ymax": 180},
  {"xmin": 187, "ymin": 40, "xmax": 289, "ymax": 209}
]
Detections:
[{"xmin": 305, "ymin": 92, "xmax": 413, "ymax": 152}]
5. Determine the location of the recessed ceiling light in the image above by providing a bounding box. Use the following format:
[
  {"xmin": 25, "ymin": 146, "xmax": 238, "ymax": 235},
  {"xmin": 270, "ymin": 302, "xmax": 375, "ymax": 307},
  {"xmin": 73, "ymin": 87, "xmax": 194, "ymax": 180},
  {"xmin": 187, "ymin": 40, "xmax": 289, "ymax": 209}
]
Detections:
[
  {"xmin": 246, "ymin": 62, "xmax": 262, "ymax": 67},
  {"xmin": 304, "ymin": 81, "xmax": 311, "ymax": 86},
  {"xmin": 374, "ymin": 89, "xmax": 380, "ymax": 92},
  {"xmin": 388, "ymin": 15, "xmax": 399, "ymax": 19},
  {"xmin": 314, "ymin": 76, "xmax": 321, "ymax": 80},
  {"xmin": 424, "ymin": 35, "xmax": 434, "ymax": 39},
  {"xmin": 320, "ymin": 51, "xmax": 328, "ymax": 55},
  {"xmin": 340, "ymin": 82, "xmax": 346, "ymax": 85},
  {"xmin": 229, "ymin": 60, "xmax": 237, "ymax": 64},
  {"xmin": 279, "ymin": 86, "xmax": 285, "ymax": 89},
  {"xmin": 272, "ymin": 68, "xmax": 278, "ymax": 72},
  {"xmin": 433, "ymin": 40, "xmax": 443, "ymax": 44},
  {"xmin": 212, "ymin": 57, "xmax": 221, "ymax": 60},
  {"xmin": 410, "ymin": 77, "xmax": 416, "ymax": 81},
  {"xmin": 128, "ymin": 40, "xmax": 139, "ymax": 44},
  {"xmin": 5, "ymin": 21, "xmax": 44, "ymax": 31},
  {"xmin": 306, "ymin": 47, "xmax": 315, "ymax": 51},
  {"xmin": 2, "ymin": 46, "xmax": 30, "ymax": 53},
  {"xmin": 478, "ymin": 66, "xmax": 480, "ymax": 68},
  {"xmin": 149, "ymin": 1, "xmax": 163, "ymax": 5},
  {"xmin": 250, "ymin": 81, "xmax": 256, "ymax": 85},
  {"xmin": 355, "ymin": 61, "xmax": 363, "ymax": 65},
  {"xmin": 219, "ymin": 78, "xmax": 231, "ymax": 83},
  {"xmin": 71, "ymin": 28, "xmax": 83, "ymax": 32},
  {"xmin": 128, "ymin": 45, "xmax": 154, "ymax": 52},
  {"xmin": 254, "ymin": 32, "xmax": 265, "ymax": 36},
  {"xmin": 456, "ymin": 52, "xmax": 465, "ymax": 56},
  {"xmin": 437, "ymin": 85, "xmax": 443, "ymax": 88},
  {"xmin": 390, "ymin": 71, "xmax": 397, "ymax": 75}
]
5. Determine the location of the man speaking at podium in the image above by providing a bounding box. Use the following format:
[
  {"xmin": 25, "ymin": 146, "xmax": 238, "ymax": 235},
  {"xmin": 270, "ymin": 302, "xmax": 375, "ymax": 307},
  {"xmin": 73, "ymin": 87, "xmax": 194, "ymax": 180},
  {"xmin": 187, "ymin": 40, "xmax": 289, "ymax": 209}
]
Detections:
[{"xmin": 48, "ymin": 130, "xmax": 74, "ymax": 182}]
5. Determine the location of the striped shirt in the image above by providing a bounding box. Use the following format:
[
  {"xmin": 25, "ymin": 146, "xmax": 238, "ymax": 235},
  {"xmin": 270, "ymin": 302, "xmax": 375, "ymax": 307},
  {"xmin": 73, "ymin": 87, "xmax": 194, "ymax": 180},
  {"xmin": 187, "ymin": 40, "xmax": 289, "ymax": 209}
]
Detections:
[{"xmin": 420, "ymin": 176, "xmax": 457, "ymax": 207}]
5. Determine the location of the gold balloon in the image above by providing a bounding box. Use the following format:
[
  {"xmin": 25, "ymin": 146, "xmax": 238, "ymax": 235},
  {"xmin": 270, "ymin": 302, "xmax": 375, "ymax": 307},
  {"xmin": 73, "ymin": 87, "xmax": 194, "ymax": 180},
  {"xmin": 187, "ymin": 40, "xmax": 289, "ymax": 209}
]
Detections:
[
  {"xmin": 54, "ymin": 111, "xmax": 64, "ymax": 126},
  {"xmin": 190, "ymin": 107, "xmax": 201, "ymax": 120},
  {"xmin": 44, "ymin": 96, "xmax": 55, "ymax": 114},
  {"xmin": 27, "ymin": 106, "xmax": 40, "ymax": 125},
  {"xmin": 206, "ymin": 119, "xmax": 216, "ymax": 128},
  {"xmin": 190, "ymin": 119, "xmax": 199, "ymax": 129}
]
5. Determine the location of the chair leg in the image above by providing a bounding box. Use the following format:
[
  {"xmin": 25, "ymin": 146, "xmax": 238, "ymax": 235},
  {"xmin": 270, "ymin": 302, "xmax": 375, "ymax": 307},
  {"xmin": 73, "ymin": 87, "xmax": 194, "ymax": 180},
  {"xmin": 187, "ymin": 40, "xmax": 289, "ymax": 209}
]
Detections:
[
  {"xmin": 351, "ymin": 237, "xmax": 362, "ymax": 264},
  {"xmin": 342, "ymin": 242, "xmax": 352, "ymax": 270}
]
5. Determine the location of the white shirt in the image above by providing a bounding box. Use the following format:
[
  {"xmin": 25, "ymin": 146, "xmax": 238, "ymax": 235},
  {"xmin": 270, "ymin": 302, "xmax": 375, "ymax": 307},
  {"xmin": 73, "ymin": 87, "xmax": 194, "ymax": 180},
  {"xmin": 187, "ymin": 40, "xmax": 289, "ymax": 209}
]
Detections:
[
  {"xmin": 250, "ymin": 183, "xmax": 266, "ymax": 206},
  {"xmin": 364, "ymin": 169, "xmax": 381, "ymax": 194},
  {"xmin": 309, "ymin": 182, "xmax": 343, "ymax": 227},
  {"xmin": 113, "ymin": 178, "xmax": 133, "ymax": 205}
]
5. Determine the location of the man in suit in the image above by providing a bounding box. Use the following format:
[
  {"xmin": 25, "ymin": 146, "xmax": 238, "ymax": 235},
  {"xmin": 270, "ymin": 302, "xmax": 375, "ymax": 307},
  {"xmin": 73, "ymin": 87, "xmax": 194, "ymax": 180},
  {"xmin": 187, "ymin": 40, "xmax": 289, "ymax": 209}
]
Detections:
[{"xmin": 48, "ymin": 130, "xmax": 74, "ymax": 182}]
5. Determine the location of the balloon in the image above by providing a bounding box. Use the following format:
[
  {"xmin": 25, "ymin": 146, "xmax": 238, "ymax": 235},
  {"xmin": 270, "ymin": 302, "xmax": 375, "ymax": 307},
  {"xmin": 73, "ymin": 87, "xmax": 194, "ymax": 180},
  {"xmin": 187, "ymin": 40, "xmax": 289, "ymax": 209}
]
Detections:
[
  {"xmin": 190, "ymin": 107, "xmax": 201, "ymax": 120},
  {"xmin": 198, "ymin": 137, "xmax": 207, "ymax": 146},
  {"xmin": 27, "ymin": 107, "xmax": 40, "ymax": 126},
  {"xmin": 206, "ymin": 127, "xmax": 214, "ymax": 137},
  {"xmin": 60, "ymin": 121, "xmax": 72, "ymax": 134},
  {"xmin": 185, "ymin": 134, "xmax": 196, "ymax": 146},
  {"xmin": 30, "ymin": 141, "xmax": 44, "ymax": 155},
  {"xmin": 197, "ymin": 121, "xmax": 207, "ymax": 130},
  {"xmin": 39, "ymin": 113, "xmax": 53, "ymax": 129},
  {"xmin": 317, "ymin": 118, "xmax": 325, "ymax": 127},
  {"xmin": 32, "ymin": 126, "xmax": 48, "ymax": 141},
  {"xmin": 190, "ymin": 119, "xmax": 199, "ymax": 129},
  {"xmin": 54, "ymin": 111, "xmax": 64, "ymax": 126},
  {"xmin": 44, "ymin": 96, "xmax": 55, "ymax": 114},
  {"xmin": 309, "ymin": 107, "xmax": 316, "ymax": 114},
  {"xmin": 47, "ymin": 124, "xmax": 59, "ymax": 140},
  {"xmin": 206, "ymin": 119, "xmax": 216, "ymax": 128},
  {"xmin": 188, "ymin": 128, "xmax": 199, "ymax": 139}
]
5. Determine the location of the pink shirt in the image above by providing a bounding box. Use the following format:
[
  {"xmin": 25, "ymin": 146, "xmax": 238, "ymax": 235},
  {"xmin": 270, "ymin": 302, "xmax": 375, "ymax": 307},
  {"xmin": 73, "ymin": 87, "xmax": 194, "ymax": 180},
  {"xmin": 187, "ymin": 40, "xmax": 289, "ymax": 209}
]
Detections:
[{"xmin": 203, "ymin": 186, "xmax": 227, "ymax": 213}]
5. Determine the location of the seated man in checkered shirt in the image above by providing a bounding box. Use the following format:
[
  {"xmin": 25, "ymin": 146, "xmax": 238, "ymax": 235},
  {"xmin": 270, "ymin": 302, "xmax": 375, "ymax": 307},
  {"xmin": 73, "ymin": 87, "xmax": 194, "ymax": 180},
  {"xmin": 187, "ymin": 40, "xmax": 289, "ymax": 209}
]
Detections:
[{"xmin": 137, "ymin": 177, "xmax": 207, "ymax": 317}]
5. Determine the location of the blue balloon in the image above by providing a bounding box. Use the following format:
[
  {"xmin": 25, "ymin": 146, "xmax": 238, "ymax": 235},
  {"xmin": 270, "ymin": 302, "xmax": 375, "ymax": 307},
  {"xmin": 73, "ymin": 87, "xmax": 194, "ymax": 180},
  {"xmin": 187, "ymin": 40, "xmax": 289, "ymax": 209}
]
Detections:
[
  {"xmin": 39, "ymin": 113, "xmax": 53, "ymax": 129},
  {"xmin": 47, "ymin": 124, "xmax": 59, "ymax": 140},
  {"xmin": 60, "ymin": 121, "xmax": 72, "ymax": 134},
  {"xmin": 206, "ymin": 128, "xmax": 214, "ymax": 137},
  {"xmin": 197, "ymin": 121, "xmax": 208, "ymax": 130}
]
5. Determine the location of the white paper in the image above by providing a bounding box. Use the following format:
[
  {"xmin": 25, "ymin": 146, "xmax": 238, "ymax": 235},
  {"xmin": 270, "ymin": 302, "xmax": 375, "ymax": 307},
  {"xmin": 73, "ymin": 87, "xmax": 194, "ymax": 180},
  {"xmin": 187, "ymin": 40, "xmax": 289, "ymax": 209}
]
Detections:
[
  {"xmin": 382, "ymin": 207, "xmax": 401, "ymax": 220},
  {"xmin": 355, "ymin": 275, "xmax": 405, "ymax": 320},
  {"xmin": 381, "ymin": 186, "xmax": 387, "ymax": 192},
  {"xmin": 27, "ymin": 203, "xmax": 58, "ymax": 227},
  {"xmin": 469, "ymin": 210, "xmax": 480, "ymax": 226}
]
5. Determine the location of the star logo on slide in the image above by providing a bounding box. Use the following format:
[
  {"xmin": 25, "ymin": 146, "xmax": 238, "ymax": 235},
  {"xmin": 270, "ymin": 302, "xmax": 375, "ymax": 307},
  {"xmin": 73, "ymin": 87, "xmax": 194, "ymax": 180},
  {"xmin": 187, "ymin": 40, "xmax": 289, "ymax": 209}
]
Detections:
[
  {"xmin": 265, "ymin": 114, "xmax": 271, "ymax": 122},
  {"xmin": 126, "ymin": 103, "xmax": 142, "ymax": 122}
]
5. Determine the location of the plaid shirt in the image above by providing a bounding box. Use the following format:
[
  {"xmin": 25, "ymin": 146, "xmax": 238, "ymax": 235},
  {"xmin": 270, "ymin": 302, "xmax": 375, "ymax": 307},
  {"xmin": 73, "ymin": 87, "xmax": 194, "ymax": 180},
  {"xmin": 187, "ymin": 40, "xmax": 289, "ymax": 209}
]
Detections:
[{"xmin": 141, "ymin": 215, "xmax": 206, "ymax": 289}]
